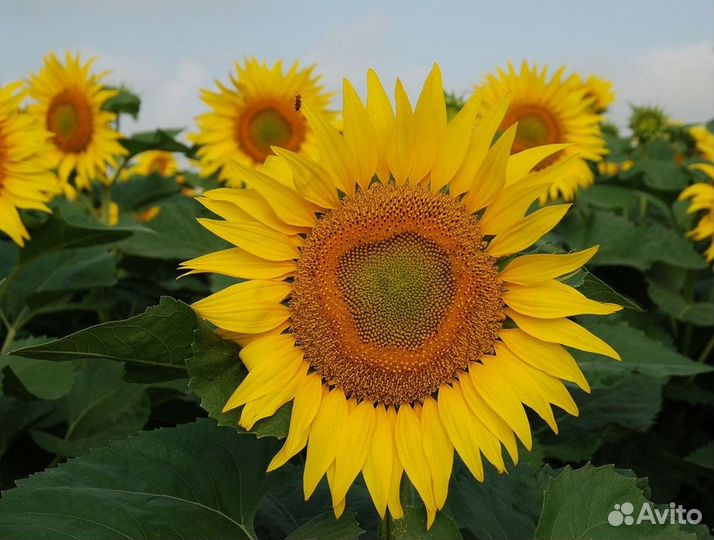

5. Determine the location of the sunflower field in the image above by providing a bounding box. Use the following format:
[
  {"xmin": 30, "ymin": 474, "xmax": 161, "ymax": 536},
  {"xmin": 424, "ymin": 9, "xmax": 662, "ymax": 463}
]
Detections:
[{"xmin": 0, "ymin": 49, "xmax": 712, "ymax": 540}]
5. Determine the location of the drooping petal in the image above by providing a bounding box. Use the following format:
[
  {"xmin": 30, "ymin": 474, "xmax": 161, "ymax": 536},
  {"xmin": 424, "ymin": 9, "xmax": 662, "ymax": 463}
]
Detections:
[
  {"xmin": 500, "ymin": 246, "xmax": 599, "ymax": 285},
  {"xmin": 504, "ymin": 279, "xmax": 622, "ymax": 318}
]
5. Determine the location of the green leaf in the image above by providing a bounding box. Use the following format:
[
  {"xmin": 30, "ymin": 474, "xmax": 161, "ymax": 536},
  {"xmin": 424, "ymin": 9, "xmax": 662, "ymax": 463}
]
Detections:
[
  {"xmin": 0, "ymin": 419, "xmax": 279, "ymax": 540},
  {"xmin": 561, "ymin": 212, "xmax": 707, "ymax": 270},
  {"xmin": 534, "ymin": 464, "xmax": 698, "ymax": 539},
  {"xmin": 19, "ymin": 211, "xmax": 137, "ymax": 263},
  {"xmin": 285, "ymin": 512, "xmax": 363, "ymax": 540},
  {"xmin": 647, "ymin": 279, "xmax": 714, "ymax": 326},
  {"xmin": 574, "ymin": 318, "xmax": 713, "ymax": 378},
  {"xmin": 119, "ymin": 201, "xmax": 230, "ymax": 260},
  {"xmin": 186, "ymin": 319, "xmax": 291, "ymax": 438},
  {"xmin": 121, "ymin": 128, "xmax": 193, "ymax": 158},
  {"xmin": 685, "ymin": 442, "xmax": 714, "ymax": 470},
  {"xmin": 0, "ymin": 396, "xmax": 52, "ymax": 458},
  {"xmin": 633, "ymin": 159, "xmax": 689, "ymax": 191},
  {"xmin": 541, "ymin": 374, "xmax": 664, "ymax": 462},
  {"xmin": 392, "ymin": 506, "xmax": 463, "ymax": 539},
  {"xmin": 11, "ymin": 297, "xmax": 196, "ymax": 383},
  {"xmin": 102, "ymin": 87, "xmax": 141, "ymax": 119},
  {"xmin": 566, "ymin": 269, "xmax": 642, "ymax": 311},
  {"xmin": 1, "ymin": 347, "xmax": 76, "ymax": 401},
  {"xmin": 449, "ymin": 463, "xmax": 550, "ymax": 540},
  {"xmin": 30, "ymin": 361, "xmax": 149, "ymax": 457},
  {"xmin": 111, "ymin": 174, "xmax": 180, "ymax": 211},
  {"xmin": 578, "ymin": 185, "xmax": 673, "ymax": 224}
]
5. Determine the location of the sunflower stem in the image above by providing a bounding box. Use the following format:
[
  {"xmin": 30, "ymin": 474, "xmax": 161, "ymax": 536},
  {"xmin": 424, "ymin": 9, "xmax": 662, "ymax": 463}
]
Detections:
[
  {"xmin": 379, "ymin": 512, "xmax": 391, "ymax": 540},
  {"xmin": 696, "ymin": 336, "xmax": 713, "ymax": 364},
  {"xmin": 100, "ymin": 185, "xmax": 113, "ymax": 226}
]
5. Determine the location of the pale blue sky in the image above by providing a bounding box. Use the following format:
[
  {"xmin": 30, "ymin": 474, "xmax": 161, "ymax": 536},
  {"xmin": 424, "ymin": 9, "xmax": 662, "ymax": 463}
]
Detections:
[{"xmin": 1, "ymin": 0, "xmax": 712, "ymax": 134}]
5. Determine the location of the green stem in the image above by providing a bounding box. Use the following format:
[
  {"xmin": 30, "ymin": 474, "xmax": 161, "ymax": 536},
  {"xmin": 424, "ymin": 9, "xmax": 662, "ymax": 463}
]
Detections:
[
  {"xmin": 100, "ymin": 185, "xmax": 113, "ymax": 226},
  {"xmin": 0, "ymin": 323, "xmax": 17, "ymax": 355},
  {"xmin": 379, "ymin": 512, "xmax": 391, "ymax": 540},
  {"xmin": 696, "ymin": 337, "xmax": 714, "ymax": 364}
]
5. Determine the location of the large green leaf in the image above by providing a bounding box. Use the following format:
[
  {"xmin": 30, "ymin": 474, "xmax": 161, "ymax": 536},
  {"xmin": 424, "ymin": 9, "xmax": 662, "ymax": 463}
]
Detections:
[
  {"xmin": 186, "ymin": 319, "xmax": 291, "ymax": 438},
  {"xmin": 560, "ymin": 212, "xmax": 707, "ymax": 270},
  {"xmin": 111, "ymin": 175, "xmax": 180, "ymax": 211},
  {"xmin": 0, "ymin": 396, "xmax": 52, "ymax": 458},
  {"xmin": 285, "ymin": 512, "xmax": 363, "ymax": 540},
  {"xmin": 534, "ymin": 464, "xmax": 699, "ymax": 539},
  {"xmin": 577, "ymin": 185, "xmax": 673, "ymax": 224},
  {"xmin": 121, "ymin": 128, "xmax": 193, "ymax": 158},
  {"xmin": 566, "ymin": 269, "xmax": 642, "ymax": 311},
  {"xmin": 574, "ymin": 318, "xmax": 713, "ymax": 378},
  {"xmin": 19, "ymin": 211, "xmax": 138, "ymax": 263},
  {"xmin": 10, "ymin": 297, "xmax": 196, "ymax": 383},
  {"xmin": 632, "ymin": 159, "xmax": 689, "ymax": 191},
  {"xmin": 103, "ymin": 87, "xmax": 141, "ymax": 119},
  {"xmin": 30, "ymin": 361, "xmax": 149, "ymax": 457},
  {"xmin": 392, "ymin": 506, "xmax": 462, "ymax": 540},
  {"xmin": 0, "ymin": 419, "xmax": 279, "ymax": 540},
  {"xmin": 118, "ymin": 201, "xmax": 230, "ymax": 260},
  {"xmin": 448, "ymin": 463, "xmax": 550, "ymax": 540},
  {"xmin": 647, "ymin": 279, "xmax": 714, "ymax": 327}
]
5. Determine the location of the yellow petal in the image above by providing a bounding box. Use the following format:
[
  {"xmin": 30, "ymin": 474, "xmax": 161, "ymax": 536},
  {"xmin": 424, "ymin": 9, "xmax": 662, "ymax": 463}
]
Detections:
[
  {"xmin": 500, "ymin": 246, "xmax": 599, "ymax": 285},
  {"xmin": 192, "ymin": 280, "xmax": 292, "ymax": 334},
  {"xmin": 437, "ymin": 383, "xmax": 485, "ymax": 480},
  {"xmin": 507, "ymin": 309, "xmax": 621, "ymax": 360},
  {"xmin": 197, "ymin": 218, "xmax": 300, "ymax": 261},
  {"xmin": 267, "ymin": 149, "xmax": 340, "ymax": 210},
  {"xmin": 331, "ymin": 400, "xmax": 376, "ymax": 507},
  {"xmin": 224, "ymin": 161, "xmax": 316, "ymax": 227},
  {"xmin": 366, "ymin": 69, "xmax": 395, "ymax": 183},
  {"xmin": 394, "ymin": 404, "xmax": 436, "ymax": 511},
  {"xmin": 387, "ymin": 79, "xmax": 415, "ymax": 184},
  {"xmin": 430, "ymin": 91, "xmax": 481, "ymax": 191},
  {"xmin": 464, "ymin": 123, "xmax": 516, "ymax": 212},
  {"xmin": 362, "ymin": 405, "xmax": 394, "ymax": 518},
  {"xmin": 500, "ymin": 328, "xmax": 590, "ymax": 391},
  {"xmin": 386, "ymin": 407, "xmax": 405, "ymax": 519},
  {"xmin": 458, "ymin": 373, "xmax": 519, "ymax": 464},
  {"xmin": 343, "ymin": 78, "xmax": 377, "ymax": 190},
  {"xmin": 410, "ymin": 64, "xmax": 447, "ymax": 183},
  {"xmin": 180, "ymin": 247, "xmax": 296, "ymax": 280},
  {"xmin": 303, "ymin": 104, "xmax": 357, "ymax": 195},
  {"xmin": 504, "ymin": 279, "xmax": 622, "ymax": 318},
  {"xmin": 487, "ymin": 204, "xmax": 571, "ymax": 258},
  {"xmin": 480, "ymin": 155, "xmax": 577, "ymax": 236},
  {"xmin": 420, "ymin": 396, "xmax": 453, "ymax": 509},
  {"xmin": 267, "ymin": 372, "xmax": 323, "ymax": 471},
  {"xmin": 468, "ymin": 362, "xmax": 533, "ymax": 449},
  {"xmin": 450, "ymin": 95, "xmax": 510, "ymax": 196},
  {"xmin": 223, "ymin": 335, "xmax": 303, "ymax": 411},
  {"xmin": 238, "ymin": 362, "xmax": 306, "ymax": 430},
  {"xmin": 304, "ymin": 388, "xmax": 349, "ymax": 499},
  {"xmin": 506, "ymin": 144, "xmax": 570, "ymax": 185}
]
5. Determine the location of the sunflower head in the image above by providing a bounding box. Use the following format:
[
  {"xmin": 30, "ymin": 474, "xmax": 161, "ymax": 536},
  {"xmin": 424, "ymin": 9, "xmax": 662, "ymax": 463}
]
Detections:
[
  {"xmin": 689, "ymin": 125, "xmax": 714, "ymax": 163},
  {"xmin": 191, "ymin": 58, "xmax": 333, "ymax": 186},
  {"xmin": 579, "ymin": 74, "xmax": 615, "ymax": 112},
  {"xmin": 0, "ymin": 82, "xmax": 59, "ymax": 246},
  {"xmin": 475, "ymin": 61, "xmax": 608, "ymax": 201},
  {"xmin": 629, "ymin": 105, "xmax": 669, "ymax": 142},
  {"xmin": 124, "ymin": 150, "xmax": 179, "ymax": 179},
  {"xmin": 183, "ymin": 65, "xmax": 622, "ymax": 527},
  {"xmin": 27, "ymin": 51, "xmax": 127, "ymax": 191}
]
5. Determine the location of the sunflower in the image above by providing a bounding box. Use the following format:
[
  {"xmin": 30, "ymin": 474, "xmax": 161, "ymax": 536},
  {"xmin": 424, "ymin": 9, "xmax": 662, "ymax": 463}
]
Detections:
[
  {"xmin": 576, "ymin": 74, "xmax": 615, "ymax": 113},
  {"xmin": 182, "ymin": 65, "xmax": 622, "ymax": 527},
  {"xmin": 680, "ymin": 126, "xmax": 714, "ymax": 262},
  {"xmin": 0, "ymin": 82, "xmax": 59, "ymax": 246},
  {"xmin": 191, "ymin": 58, "xmax": 333, "ymax": 186},
  {"xmin": 475, "ymin": 61, "xmax": 607, "ymax": 201},
  {"xmin": 27, "ymin": 51, "xmax": 127, "ymax": 192},
  {"xmin": 123, "ymin": 150, "xmax": 178, "ymax": 179}
]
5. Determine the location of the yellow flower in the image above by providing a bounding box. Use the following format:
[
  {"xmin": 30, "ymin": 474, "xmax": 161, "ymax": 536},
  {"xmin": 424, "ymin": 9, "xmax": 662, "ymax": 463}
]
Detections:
[
  {"xmin": 27, "ymin": 51, "xmax": 127, "ymax": 192},
  {"xmin": 191, "ymin": 58, "xmax": 333, "ymax": 186},
  {"xmin": 0, "ymin": 82, "xmax": 59, "ymax": 246},
  {"xmin": 475, "ymin": 61, "xmax": 607, "ymax": 201},
  {"xmin": 679, "ymin": 181, "xmax": 714, "ymax": 263},
  {"xmin": 182, "ymin": 65, "xmax": 622, "ymax": 527},
  {"xmin": 136, "ymin": 206, "xmax": 161, "ymax": 223},
  {"xmin": 124, "ymin": 151, "xmax": 178, "ymax": 179},
  {"xmin": 577, "ymin": 74, "xmax": 615, "ymax": 112},
  {"xmin": 690, "ymin": 125, "xmax": 714, "ymax": 163}
]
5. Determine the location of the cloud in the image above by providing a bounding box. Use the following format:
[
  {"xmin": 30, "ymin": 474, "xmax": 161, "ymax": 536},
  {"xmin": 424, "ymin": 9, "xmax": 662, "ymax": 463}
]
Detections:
[{"xmin": 607, "ymin": 42, "xmax": 714, "ymax": 127}]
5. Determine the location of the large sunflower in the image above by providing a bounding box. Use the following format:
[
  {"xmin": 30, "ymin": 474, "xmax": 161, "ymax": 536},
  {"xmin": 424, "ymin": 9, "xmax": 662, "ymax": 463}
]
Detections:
[
  {"xmin": 191, "ymin": 58, "xmax": 333, "ymax": 186},
  {"xmin": 27, "ymin": 51, "xmax": 127, "ymax": 192},
  {"xmin": 475, "ymin": 61, "xmax": 607, "ymax": 201},
  {"xmin": 182, "ymin": 65, "xmax": 622, "ymax": 526},
  {"xmin": 0, "ymin": 82, "xmax": 59, "ymax": 246}
]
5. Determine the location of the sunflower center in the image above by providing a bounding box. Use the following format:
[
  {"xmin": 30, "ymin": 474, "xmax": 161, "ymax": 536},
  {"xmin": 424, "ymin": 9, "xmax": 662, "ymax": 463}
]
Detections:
[
  {"xmin": 47, "ymin": 89, "xmax": 94, "ymax": 153},
  {"xmin": 291, "ymin": 184, "xmax": 505, "ymax": 405},
  {"xmin": 503, "ymin": 104, "xmax": 562, "ymax": 168},
  {"xmin": 236, "ymin": 99, "xmax": 306, "ymax": 163}
]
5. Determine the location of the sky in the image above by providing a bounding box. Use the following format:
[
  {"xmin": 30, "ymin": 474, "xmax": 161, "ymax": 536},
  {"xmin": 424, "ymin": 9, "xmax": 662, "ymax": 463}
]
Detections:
[{"xmin": 1, "ymin": 0, "xmax": 712, "ymax": 135}]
